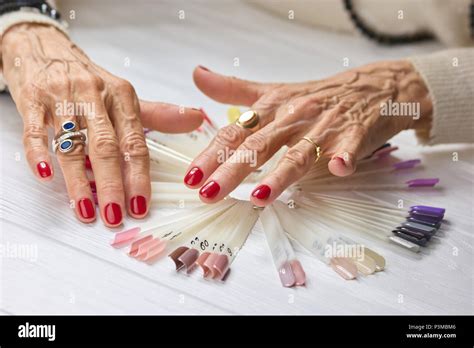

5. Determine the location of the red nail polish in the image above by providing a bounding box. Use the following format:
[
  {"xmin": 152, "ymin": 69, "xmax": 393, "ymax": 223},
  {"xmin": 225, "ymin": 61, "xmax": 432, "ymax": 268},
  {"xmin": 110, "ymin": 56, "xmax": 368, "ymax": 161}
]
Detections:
[
  {"xmin": 198, "ymin": 65, "xmax": 210, "ymax": 72},
  {"xmin": 184, "ymin": 167, "xmax": 204, "ymax": 186},
  {"xmin": 89, "ymin": 180, "xmax": 96, "ymax": 193},
  {"xmin": 199, "ymin": 181, "xmax": 220, "ymax": 199},
  {"xmin": 131, "ymin": 195, "xmax": 147, "ymax": 215},
  {"xmin": 104, "ymin": 203, "xmax": 122, "ymax": 226},
  {"xmin": 37, "ymin": 161, "xmax": 52, "ymax": 178},
  {"xmin": 85, "ymin": 155, "xmax": 92, "ymax": 170},
  {"xmin": 251, "ymin": 185, "xmax": 271, "ymax": 200},
  {"xmin": 78, "ymin": 198, "xmax": 95, "ymax": 219}
]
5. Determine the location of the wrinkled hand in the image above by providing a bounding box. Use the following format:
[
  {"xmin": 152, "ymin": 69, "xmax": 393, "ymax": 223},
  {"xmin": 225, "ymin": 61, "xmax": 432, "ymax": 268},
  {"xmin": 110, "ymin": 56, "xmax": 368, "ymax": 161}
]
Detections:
[
  {"xmin": 185, "ymin": 62, "xmax": 432, "ymax": 206},
  {"xmin": 1, "ymin": 23, "xmax": 203, "ymax": 226}
]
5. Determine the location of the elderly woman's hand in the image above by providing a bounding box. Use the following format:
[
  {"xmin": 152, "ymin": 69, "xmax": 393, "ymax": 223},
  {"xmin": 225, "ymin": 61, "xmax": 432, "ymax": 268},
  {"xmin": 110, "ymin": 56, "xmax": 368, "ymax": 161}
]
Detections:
[
  {"xmin": 186, "ymin": 62, "xmax": 432, "ymax": 206},
  {"xmin": 1, "ymin": 23, "xmax": 203, "ymax": 226}
]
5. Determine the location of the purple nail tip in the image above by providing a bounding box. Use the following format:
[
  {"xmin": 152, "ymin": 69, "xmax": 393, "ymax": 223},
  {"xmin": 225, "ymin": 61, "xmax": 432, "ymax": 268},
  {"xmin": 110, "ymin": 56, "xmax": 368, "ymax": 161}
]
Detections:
[
  {"xmin": 393, "ymin": 159, "xmax": 421, "ymax": 170},
  {"xmin": 410, "ymin": 211, "xmax": 444, "ymax": 222},
  {"xmin": 406, "ymin": 178, "xmax": 439, "ymax": 187},
  {"xmin": 410, "ymin": 205, "xmax": 445, "ymax": 215}
]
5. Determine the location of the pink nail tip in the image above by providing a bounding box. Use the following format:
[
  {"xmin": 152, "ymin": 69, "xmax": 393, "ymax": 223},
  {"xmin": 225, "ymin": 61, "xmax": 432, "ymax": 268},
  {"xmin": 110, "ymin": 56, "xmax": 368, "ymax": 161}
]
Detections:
[
  {"xmin": 406, "ymin": 178, "xmax": 439, "ymax": 187},
  {"xmin": 144, "ymin": 241, "xmax": 167, "ymax": 263},
  {"xmin": 136, "ymin": 239, "xmax": 162, "ymax": 260},
  {"xmin": 213, "ymin": 255, "xmax": 229, "ymax": 278},
  {"xmin": 128, "ymin": 235, "xmax": 153, "ymax": 257},
  {"xmin": 203, "ymin": 253, "xmax": 220, "ymax": 278},
  {"xmin": 393, "ymin": 159, "xmax": 421, "ymax": 170},
  {"xmin": 279, "ymin": 262, "xmax": 296, "ymax": 287},
  {"xmin": 290, "ymin": 260, "xmax": 306, "ymax": 286},
  {"xmin": 177, "ymin": 249, "xmax": 200, "ymax": 273},
  {"xmin": 168, "ymin": 247, "xmax": 189, "ymax": 271},
  {"xmin": 110, "ymin": 227, "xmax": 141, "ymax": 247}
]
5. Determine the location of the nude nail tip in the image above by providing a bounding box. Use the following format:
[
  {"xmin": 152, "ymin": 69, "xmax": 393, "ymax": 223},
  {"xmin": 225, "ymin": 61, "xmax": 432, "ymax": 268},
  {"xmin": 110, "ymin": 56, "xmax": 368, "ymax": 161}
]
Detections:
[
  {"xmin": 177, "ymin": 249, "xmax": 200, "ymax": 273},
  {"xmin": 196, "ymin": 252, "xmax": 211, "ymax": 277},
  {"xmin": 168, "ymin": 247, "xmax": 189, "ymax": 270},
  {"xmin": 128, "ymin": 235, "xmax": 153, "ymax": 257},
  {"xmin": 279, "ymin": 262, "xmax": 296, "ymax": 287},
  {"xmin": 290, "ymin": 260, "xmax": 306, "ymax": 286},
  {"xmin": 203, "ymin": 253, "xmax": 220, "ymax": 278},
  {"xmin": 110, "ymin": 227, "xmax": 141, "ymax": 247},
  {"xmin": 330, "ymin": 257, "xmax": 358, "ymax": 280},
  {"xmin": 143, "ymin": 241, "xmax": 167, "ymax": 263},
  {"xmin": 219, "ymin": 268, "xmax": 231, "ymax": 282},
  {"xmin": 136, "ymin": 239, "xmax": 162, "ymax": 260}
]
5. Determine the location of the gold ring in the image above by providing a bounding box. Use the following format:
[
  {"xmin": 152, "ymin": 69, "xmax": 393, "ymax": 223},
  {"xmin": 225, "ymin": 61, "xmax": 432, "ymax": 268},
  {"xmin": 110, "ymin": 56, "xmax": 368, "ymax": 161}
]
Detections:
[
  {"xmin": 236, "ymin": 110, "xmax": 260, "ymax": 132},
  {"xmin": 301, "ymin": 136, "xmax": 322, "ymax": 163}
]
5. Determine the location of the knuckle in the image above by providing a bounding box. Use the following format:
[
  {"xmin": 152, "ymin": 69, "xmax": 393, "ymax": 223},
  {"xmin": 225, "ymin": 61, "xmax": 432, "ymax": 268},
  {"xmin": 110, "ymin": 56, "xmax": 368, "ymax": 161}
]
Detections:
[
  {"xmin": 23, "ymin": 123, "xmax": 46, "ymax": 141},
  {"xmin": 97, "ymin": 180, "xmax": 123, "ymax": 194},
  {"xmin": 112, "ymin": 78, "xmax": 135, "ymax": 95},
  {"xmin": 240, "ymin": 131, "xmax": 268, "ymax": 155},
  {"xmin": 283, "ymin": 147, "xmax": 309, "ymax": 170},
  {"xmin": 120, "ymin": 131, "xmax": 149, "ymax": 159},
  {"xmin": 90, "ymin": 129, "xmax": 120, "ymax": 158},
  {"xmin": 75, "ymin": 72, "xmax": 104, "ymax": 90},
  {"xmin": 213, "ymin": 125, "xmax": 244, "ymax": 148}
]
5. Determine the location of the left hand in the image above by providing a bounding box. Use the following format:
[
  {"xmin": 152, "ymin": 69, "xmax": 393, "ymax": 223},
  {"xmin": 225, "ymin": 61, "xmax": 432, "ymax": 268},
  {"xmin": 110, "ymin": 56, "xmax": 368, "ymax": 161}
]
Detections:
[{"xmin": 184, "ymin": 62, "xmax": 432, "ymax": 206}]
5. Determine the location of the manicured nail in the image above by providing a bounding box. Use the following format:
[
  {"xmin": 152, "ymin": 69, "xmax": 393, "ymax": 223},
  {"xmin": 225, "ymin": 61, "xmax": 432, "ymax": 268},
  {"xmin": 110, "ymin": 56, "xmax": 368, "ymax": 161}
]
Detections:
[
  {"xmin": 85, "ymin": 155, "xmax": 92, "ymax": 170},
  {"xmin": 199, "ymin": 181, "xmax": 220, "ymax": 199},
  {"xmin": 104, "ymin": 202, "xmax": 122, "ymax": 226},
  {"xmin": 251, "ymin": 184, "xmax": 271, "ymax": 200},
  {"xmin": 198, "ymin": 65, "xmax": 210, "ymax": 72},
  {"xmin": 130, "ymin": 195, "xmax": 147, "ymax": 216},
  {"xmin": 37, "ymin": 161, "xmax": 52, "ymax": 178},
  {"xmin": 184, "ymin": 167, "xmax": 204, "ymax": 186},
  {"xmin": 78, "ymin": 198, "xmax": 95, "ymax": 219}
]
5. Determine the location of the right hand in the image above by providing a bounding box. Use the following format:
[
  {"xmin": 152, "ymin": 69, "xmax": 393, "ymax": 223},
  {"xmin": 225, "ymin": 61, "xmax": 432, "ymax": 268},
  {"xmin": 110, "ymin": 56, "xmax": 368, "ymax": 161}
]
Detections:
[{"xmin": 1, "ymin": 23, "xmax": 204, "ymax": 227}]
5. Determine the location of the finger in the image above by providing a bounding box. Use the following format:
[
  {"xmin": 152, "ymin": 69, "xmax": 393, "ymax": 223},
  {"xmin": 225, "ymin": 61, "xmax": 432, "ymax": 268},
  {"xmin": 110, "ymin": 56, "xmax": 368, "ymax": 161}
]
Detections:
[
  {"xmin": 53, "ymin": 116, "xmax": 96, "ymax": 223},
  {"xmin": 197, "ymin": 122, "xmax": 293, "ymax": 203},
  {"xmin": 139, "ymin": 100, "xmax": 204, "ymax": 133},
  {"xmin": 19, "ymin": 99, "xmax": 54, "ymax": 181},
  {"xmin": 193, "ymin": 65, "xmax": 273, "ymax": 106},
  {"xmin": 109, "ymin": 82, "xmax": 150, "ymax": 219},
  {"xmin": 86, "ymin": 100, "xmax": 125, "ymax": 228},
  {"xmin": 250, "ymin": 138, "xmax": 318, "ymax": 207},
  {"xmin": 183, "ymin": 104, "xmax": 276, "ymax": 190},
  {"xmin": 327, "ymin": 125, "xmax": 364, "ymax": 177}
]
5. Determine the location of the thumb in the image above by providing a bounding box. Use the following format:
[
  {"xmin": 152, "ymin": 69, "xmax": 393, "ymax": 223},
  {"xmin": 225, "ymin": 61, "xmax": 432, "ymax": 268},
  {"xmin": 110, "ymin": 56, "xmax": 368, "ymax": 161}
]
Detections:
[{"xmin": 193, "ymin": 65, "xmax": 272, "ymax": 106}]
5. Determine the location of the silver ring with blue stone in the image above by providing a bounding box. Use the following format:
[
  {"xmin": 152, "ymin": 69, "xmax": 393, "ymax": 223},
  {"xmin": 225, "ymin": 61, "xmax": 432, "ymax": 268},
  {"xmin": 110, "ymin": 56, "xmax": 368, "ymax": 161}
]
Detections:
[{"xmin": 52, "ymin": 121, "xmax": 87, "ymax": 154}]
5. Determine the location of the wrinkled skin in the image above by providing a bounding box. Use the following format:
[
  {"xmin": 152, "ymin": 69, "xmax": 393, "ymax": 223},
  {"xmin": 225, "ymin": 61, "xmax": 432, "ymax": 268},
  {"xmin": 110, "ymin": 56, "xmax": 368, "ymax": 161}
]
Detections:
[
  {"xmin": 1, "ymin": 23, "xmax": 203, "ymax": 227},
  {"xmin": 187, "ymin": 63, "xmax": 432, "ymax": 206}
]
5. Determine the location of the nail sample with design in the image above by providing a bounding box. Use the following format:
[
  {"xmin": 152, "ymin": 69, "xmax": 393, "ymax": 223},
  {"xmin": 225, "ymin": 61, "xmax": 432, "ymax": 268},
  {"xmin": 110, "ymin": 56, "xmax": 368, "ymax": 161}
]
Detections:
[
  {"xmin": 184, "ymin": 167, "xmax": 204, "ymax": 186},
  {"xmin": 251, "ymin": 185, "xmax": 271, "ymax": 200},
  {"xmin": 199, "ymin": 181, "xmax": 220, "ymax": 199},
  {"xmin": 78, "ymin": 198, "xmax": 95, "ymax": 220},
  {"xmin": 130, "ymin": 195, "xmax": 147, "ymax": 216},
  {"xmin": 279, "ymin": 261, "xmax": 296, "ymax": 287},
  {"xmin": 37, "ymin": 161, "xmax": 52, "ymax": 178},
  {"xmin": 104, "ymin": 202, "xmax": 122, "ymax": 226}
]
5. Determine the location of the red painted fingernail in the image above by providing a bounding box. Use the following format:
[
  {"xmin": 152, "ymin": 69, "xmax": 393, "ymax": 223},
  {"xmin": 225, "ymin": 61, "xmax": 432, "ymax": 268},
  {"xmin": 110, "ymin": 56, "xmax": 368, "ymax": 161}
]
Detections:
[
  {"xmin": 198, "ymin": 65, "xmax": 210, "ymax": 72},
  {"xmin": 85, "ymin": 155, "xmax": 92, "ymax": 170},
  {"xmin": 184, "ymin": 167, "xmax": 204, "ymax": 186},
  {"xmin": 251, "ymin": 185, "xmax": 271, "ymax": 200},
  {"xmin": 37, "ymin": 161, "xmax": 52, "ymax": 178},
  {"xmin": 93, "ymin": 192, "xmax": 98, "ymax": 205},
  {"xmin": 78, "ymin": 198, "xmax": 95, "ymax": 219},
  {"xmin": 104, "ymin": 203, "xmax": 122, "ymax": 226},
  {"xmin": 130, "ymin": 195, "xmax": 147, "ymax": 216},
  {"xmin": 199, "ymin": 181, "xmax": 220, "ymax": 199}
]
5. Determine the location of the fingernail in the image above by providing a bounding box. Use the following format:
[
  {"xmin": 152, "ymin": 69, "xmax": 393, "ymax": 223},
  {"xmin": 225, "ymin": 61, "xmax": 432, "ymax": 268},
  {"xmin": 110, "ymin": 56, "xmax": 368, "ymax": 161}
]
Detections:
[
  {"xmin": 130, "ymin": 195, "xmax": 147, "ymax": 216},
  {"xmin": 104, "ymin": 202, "xmax": 122, "ymax": 226},
  {"xmin": 78, "ymin": 198, "xmax": 95, "ymax": 219},
  {"xmin": 199, "ymin": 181, "xmax": 220, "ymax": 199},
  {"xmin": 198, "ymin": 65, "xmax": 210, "ymax": 72},
  {"xmin": 37, "ymin": 161, "xmax": 52, "ymax": 178},
  {"xmin": 251, "ymin": 185, "xmax": 271, "ymax": 200},
  {"xmin": 85, "ymin": 155, "xmax": 92, "ymax": 170},
  {"xmin": 184, "ymin": 167, "xmax": 204, "ymax": 186}
]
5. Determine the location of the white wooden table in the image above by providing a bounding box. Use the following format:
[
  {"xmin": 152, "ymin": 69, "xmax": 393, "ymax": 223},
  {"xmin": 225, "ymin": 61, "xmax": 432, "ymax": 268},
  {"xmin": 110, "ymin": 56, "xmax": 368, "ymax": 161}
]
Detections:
[{"xmin": 1, "ymin": 0, "xmax": 472, "ymax": 314}]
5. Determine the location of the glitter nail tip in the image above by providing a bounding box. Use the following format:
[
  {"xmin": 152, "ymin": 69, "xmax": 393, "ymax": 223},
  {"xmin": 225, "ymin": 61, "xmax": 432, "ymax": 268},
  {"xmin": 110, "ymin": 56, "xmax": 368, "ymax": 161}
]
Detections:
[{"xmin": 279, "ymin": 262, "xmax": 296, "ymax": 287}]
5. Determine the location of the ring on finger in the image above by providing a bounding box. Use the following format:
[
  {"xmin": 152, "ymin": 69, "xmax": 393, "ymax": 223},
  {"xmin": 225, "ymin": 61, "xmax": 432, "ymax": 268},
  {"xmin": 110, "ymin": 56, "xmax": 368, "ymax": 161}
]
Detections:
[
  {"xmin": 236, "ymin": 110, "xmax": 260, "ymax": 133},
  {"xmin": 52, "ymin": 121, "xmax": 87, "ymax": 154},
  {"xmin": 300, "ymin": 136, "xmax": 322, "ymax": 163}
]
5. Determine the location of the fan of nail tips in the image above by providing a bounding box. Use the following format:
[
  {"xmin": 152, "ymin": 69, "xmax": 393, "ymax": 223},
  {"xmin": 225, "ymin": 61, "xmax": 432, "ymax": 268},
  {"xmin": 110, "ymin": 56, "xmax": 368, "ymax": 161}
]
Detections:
[{"xmin": 110, "ymin": 109, "xmax": 446, "ymax": 287}]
